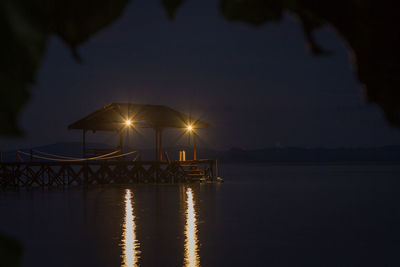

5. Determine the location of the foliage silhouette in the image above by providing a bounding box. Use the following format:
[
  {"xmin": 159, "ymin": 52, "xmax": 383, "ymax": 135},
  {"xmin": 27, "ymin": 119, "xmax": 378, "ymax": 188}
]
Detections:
[
  {"xmin": 0, "ymin": 233, "xmax": 22, "ymax": 267},
  {"xmin": 0, "ymin": 0, "xmax": 130, "ymax": 135},
  {"xmin": 220, "ymin": 0, "xmax": 400, "ymax": 126},
  {"xmin": 1, "ymin": 0, "xmax": 399, "ymax": 135}
]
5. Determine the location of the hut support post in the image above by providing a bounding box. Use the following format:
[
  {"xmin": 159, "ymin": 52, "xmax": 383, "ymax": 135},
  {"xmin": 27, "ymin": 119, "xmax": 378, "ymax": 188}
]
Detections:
[
  {"xmin": 82, "ymin": 130, "xmax": 86, "ymax": 158},
  {"xmin": 159, "ymin": 129, "xmax": 163, "ymax": 161},
  {"xmin": 119, "ymin": 131, "xmax": 123, "ymax": 152},
  {"xmin": 216, "ymin": 159, "xmax": 219, "ymax": 178},
  {"xmin": 155, "ymin": 129, "xmax": 159, "ymax": 161},
  {"xmin": 193, "ymin": 133, "xmax": 197, "ymax": 160}
]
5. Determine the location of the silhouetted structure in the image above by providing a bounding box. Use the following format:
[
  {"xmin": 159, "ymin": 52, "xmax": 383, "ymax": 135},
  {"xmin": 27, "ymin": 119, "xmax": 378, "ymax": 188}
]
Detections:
[
  {"xmin": 68, "ymin": 103, "xmax": 209, "ymax": 160},
  {"xmin": 0, "ymin": 159, "xmax": 215, "ymax": 187},
  {"xmin": 0, "ymin": 103, "xmax": 217, "ymax": 187}
]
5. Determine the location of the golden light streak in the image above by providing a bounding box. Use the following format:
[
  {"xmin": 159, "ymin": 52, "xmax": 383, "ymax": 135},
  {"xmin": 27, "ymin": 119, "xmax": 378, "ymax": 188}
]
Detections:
[
  {"xmin": 122, "ymin": 189, "xmax": 139, "ymax": 267},
  {"xmin": 184, "ymin": 188, "xmax": 200, "ymax": 267}
]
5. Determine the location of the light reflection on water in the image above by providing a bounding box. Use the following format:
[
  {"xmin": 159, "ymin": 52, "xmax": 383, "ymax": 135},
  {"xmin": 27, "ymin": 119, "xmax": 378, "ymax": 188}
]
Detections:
[
  {"xmin": 2, "ymin": 166, "xmax": 400, "ymax": 266},
  {"xmin": 120, "ymin": 187, "xmax": 200, "ymax": 267},
  {"xmin": 184, "ymin": 188, "xmax": 200, "ymax": 267},
  {"xmin": 122, "ymin": 189, "xmax": 140, "ymax": 267}
]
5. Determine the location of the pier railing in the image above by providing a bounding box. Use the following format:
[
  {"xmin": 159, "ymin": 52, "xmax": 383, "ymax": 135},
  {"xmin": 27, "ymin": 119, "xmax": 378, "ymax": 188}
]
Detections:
[{"xmin": 0, "ymin": 159, "xmax": 215, "ymax": 188}]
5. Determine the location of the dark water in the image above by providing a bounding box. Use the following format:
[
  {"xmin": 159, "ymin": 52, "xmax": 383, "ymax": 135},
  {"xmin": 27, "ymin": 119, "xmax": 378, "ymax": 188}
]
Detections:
[{"xmin": 2, "ymin": 164, "xmax": 400, "ymax": 267}]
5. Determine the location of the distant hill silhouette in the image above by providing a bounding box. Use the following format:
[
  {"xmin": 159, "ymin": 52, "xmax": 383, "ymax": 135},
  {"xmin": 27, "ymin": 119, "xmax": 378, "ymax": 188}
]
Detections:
[
  {"xmin": 219, "ymin": 146, "xmax": 400, "ymax": 164},
  {"xmin": 1, "ymin": 142, "xmax": 400, "ymax": 164}
]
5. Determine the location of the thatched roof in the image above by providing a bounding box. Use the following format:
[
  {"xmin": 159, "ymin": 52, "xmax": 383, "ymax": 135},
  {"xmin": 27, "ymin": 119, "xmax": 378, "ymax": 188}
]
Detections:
[{"xmin": 68, "ymin": 103, "xmax": 209, "ymax": 132}]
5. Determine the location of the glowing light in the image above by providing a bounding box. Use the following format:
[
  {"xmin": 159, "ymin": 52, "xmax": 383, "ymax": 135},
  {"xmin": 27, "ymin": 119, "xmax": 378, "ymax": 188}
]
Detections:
[
  {"xmin": 187, "ymin": 125, "xmax": 193, "ymax": 131},
  {"xmin": 122, "ymin": 189, "xmax": 140, "ymax": 267},
  {"xmin": 125, "ymin": 120, "xmax": 132, "ymax": 126},
  {"xmin": 184, "ymin": 188, "xmax": 200, "ymax": 267}
]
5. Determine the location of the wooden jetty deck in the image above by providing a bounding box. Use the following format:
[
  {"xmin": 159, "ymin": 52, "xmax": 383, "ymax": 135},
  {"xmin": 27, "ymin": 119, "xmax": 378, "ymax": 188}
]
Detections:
[{"xmin": 0, "ymin": 159, "xmax": 215, "ymax": 188}]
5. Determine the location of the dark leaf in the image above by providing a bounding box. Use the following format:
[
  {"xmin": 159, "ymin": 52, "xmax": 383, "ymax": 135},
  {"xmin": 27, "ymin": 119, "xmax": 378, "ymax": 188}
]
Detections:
[
  {"xmin": 162, "ymin": 0, "xmax": 186, "ymax": 19},
  {"xmin": 220, "ymin": 0, "xmax": 285, "ymax": 25},
  {"xmin": 0, "ymin": 0, "xmax": 131, "ymax": 135},
  {"xmin": 0, "ymin": 233, "xmax": 22, "ymax": 267}
]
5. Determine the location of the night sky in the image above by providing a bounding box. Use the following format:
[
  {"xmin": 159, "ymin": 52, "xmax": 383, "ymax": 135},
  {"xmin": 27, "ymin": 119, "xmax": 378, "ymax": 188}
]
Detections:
[{"xmin": 1, "ymin": 0, "xmax": 399, "ymax": 151}]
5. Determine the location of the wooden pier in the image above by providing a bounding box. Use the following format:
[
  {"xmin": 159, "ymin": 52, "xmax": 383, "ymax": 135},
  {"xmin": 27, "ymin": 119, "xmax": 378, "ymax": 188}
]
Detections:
[
  {"xmin": 0, "ymin": 159, "xmax": 215, "ymax": 188},
  {"xmin": 0, "ymin": 103, "xmax": 222, "ymax": 188}
]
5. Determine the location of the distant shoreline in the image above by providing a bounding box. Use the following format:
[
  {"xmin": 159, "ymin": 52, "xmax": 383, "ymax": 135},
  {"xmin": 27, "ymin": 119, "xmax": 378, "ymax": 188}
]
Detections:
[{"xmin": 219, "ymin": 161, "xmax": 400, "ymax": 166}]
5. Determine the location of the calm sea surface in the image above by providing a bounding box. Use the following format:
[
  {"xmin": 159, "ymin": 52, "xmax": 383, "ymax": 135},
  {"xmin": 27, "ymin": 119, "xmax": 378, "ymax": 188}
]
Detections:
[{"xmin": 1, "ymin": 163, "xmax": 400, "ymax": 267}]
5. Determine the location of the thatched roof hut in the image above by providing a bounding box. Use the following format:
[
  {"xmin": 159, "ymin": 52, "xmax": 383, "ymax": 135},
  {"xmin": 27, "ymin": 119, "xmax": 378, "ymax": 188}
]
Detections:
[
  {"xmin": 68, "ymin": 103, "xmax": 209, "ymax": 131},
  {"xmin": 68, "ymin": 103, "xmax": 208, "ymax": 160}
]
